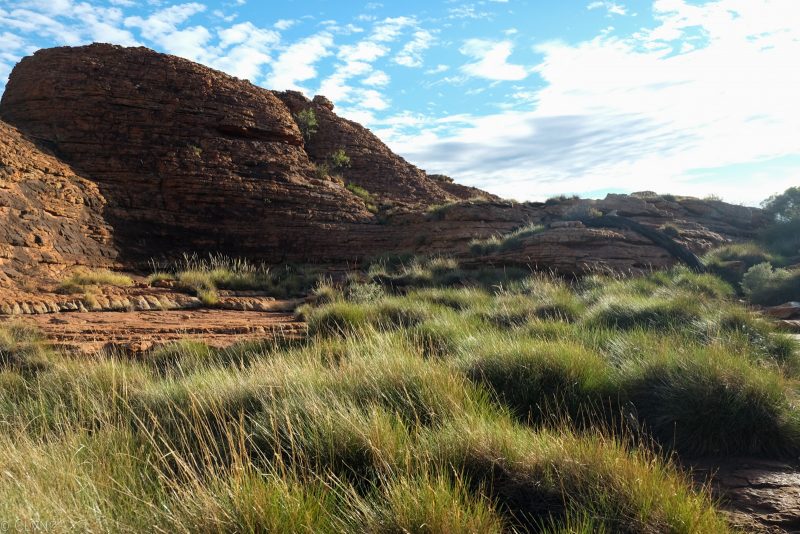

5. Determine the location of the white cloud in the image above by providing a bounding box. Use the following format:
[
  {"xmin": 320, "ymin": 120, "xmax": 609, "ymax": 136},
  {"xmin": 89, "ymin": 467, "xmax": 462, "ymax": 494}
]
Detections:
[
  {"xmin": 425, "ymin": 64, "xmax": 449, "ymax": 74},
  {"xmin": 265, "ymin": 32, "xmax": 334, "ymax": 91},
  {"xmin": 274, "ymin": 18, "xmax": 297, "ymax": 31},
  {"xmin": 124, "ymin": 3, "xmax": 209, "ymax": 61},
  {"xmin": 394, "ymin": 29, "xmax": 434, "ymax": 67},
  {"xmin": 363, "ymin": 70, "xmax": 389, "ymax": 86},
  {"xmin": 212, "ymin": 22, "xmax": 279, "ymax": 80},
  {"xmin": 460, "ymin": 39, "xmax": 528, "ymax": 81},
  {"xmin": 383, "ymin": 0, "xmax": 800, "ymax": 204},
  {"xmin": 587, "ymin": 1, "xmax": 628, "ymax": 16}
]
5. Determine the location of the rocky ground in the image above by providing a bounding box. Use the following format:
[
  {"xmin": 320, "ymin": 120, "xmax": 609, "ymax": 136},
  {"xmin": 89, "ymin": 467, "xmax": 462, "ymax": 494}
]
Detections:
[
  {"xmin": 693, "ymin": 459, "xmax": 800, "ymax": 533},
  {"xmin": 20, "ymin": 308, "xmax": 304, "ymax": 354}
]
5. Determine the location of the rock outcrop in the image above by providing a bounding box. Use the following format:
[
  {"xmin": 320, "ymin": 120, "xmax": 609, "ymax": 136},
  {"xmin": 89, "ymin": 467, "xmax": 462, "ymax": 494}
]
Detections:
[
  {"xmin": 0, "ymin": 120, "xmax": 115, "ymax": 287},
  {"xmin": 0, "ymin": 44, "xmax": 765, "ymax": 288},
  {"xmin": 275, "ymin": 91, "xmax": 475, "ymax": 207},
  {"xmin": 0, "ymin": 44, "xmax": 373, "ymax": 264}
]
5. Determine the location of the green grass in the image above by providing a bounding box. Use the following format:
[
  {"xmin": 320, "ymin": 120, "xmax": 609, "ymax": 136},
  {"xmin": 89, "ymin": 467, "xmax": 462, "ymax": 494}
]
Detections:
[
  {"xmin": 469, "ymin": 223, "xmax": 546, "ymax": 256},
  {"xmin": 58, "ymin": 268, "xmax": 134, "ymax": 293},
  {"xmin": 346, "ymin": 183, "xmax": 378, "ymax": 213},
  {"xmin": 151, "ymin": 253, "xmax": 318, "ymax": 302},
  {"xmin": 4, "ymin": 259, "xmax": 800, "ymax": 531}
]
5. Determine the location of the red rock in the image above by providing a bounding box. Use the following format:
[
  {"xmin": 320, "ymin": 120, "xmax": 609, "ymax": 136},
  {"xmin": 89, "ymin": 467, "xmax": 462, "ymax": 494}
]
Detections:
[{"xmin": 0, "ymin": 43, "xmax": 768, "ymax": 290}]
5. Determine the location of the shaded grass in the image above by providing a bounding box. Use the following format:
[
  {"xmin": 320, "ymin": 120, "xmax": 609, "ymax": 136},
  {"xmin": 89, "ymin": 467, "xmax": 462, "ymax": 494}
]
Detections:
[
  {"xmin": 4, "ymin": 258, "xmax": 800, "ymax": 531},
  {"xmin": 469, "ymin": 223, "xmax": 546, "ymax": 256}
]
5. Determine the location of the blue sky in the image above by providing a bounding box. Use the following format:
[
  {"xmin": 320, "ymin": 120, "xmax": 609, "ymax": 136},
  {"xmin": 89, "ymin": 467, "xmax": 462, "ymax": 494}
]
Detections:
[{"xmin": 1, "ymin": 0, "xmax": 799, "ymax": 205}]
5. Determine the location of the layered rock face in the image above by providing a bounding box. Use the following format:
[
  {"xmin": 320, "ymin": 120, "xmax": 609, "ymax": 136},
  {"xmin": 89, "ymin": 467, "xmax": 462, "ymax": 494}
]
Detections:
[
  {"xmin": 0, "ymin": 44, "xmax": 764, "ymax": 284},
  {"xmin": 0, "ymin": 44, "xmax": 373, "ymax": 264},
  {"xmin": 274, "ymin": 91, "xmax": 471, "ymax": 206},
  {"xmin": 0, "ymin": 120, "xmax": 115, "ymax": 287}
]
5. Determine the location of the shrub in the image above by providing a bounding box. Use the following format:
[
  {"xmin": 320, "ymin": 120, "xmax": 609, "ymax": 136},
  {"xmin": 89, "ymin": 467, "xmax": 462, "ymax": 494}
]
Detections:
[
  {"xmin": 703, "ymin": 243, "xmax": 776, "ymax": 287},
  {"xmin": 346, "ymin": 183, "xmax": 378, "ymax": 213},
  {"xmin": 329, "ymin": 148, "xmax": 351, "ymax": 169},
  {"xmin": 294, "ymin": 108, "xmax": 318, "ymax": 141},
  {"xmin": 741, "ymin": 262, "xmax": 800, "ymax": 305},
  {"xmin": 344, "ymin": 281, "xmax": 384, "ymax": 303}
]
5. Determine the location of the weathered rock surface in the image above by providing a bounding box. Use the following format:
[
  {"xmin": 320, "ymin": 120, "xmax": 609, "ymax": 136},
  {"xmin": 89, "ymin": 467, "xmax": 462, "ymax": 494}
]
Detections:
[
  {"xmin": 0, "ymin": 44, "xmax": 766, "ymax": 287},
  {"xmin": 0, "ymin": 120, "xmax": 116, "ymax": 287},
  {"xmin": 692, "ymin": 458, "xmax": 800, "ymax": 533},
  {"xmin": 275, "ymin": 91, "xmax": 472, "ymax": 207},
  {"xmin": 15, "ymin": 308, "xmax": 305, "ymax": 354},
  {"xmin": 0, "ymin": 44, "xmax": 373, "ymax": 264}
]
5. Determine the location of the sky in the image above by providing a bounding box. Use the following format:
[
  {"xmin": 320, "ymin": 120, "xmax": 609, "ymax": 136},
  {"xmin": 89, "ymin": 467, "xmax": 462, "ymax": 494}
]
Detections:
[{"xmin": 1, "ymin": 0, "xmax": 799, "ymax": 205}]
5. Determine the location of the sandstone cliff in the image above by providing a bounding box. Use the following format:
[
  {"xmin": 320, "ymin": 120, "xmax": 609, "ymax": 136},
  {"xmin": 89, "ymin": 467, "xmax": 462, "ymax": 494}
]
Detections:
[
  {"xmin": 0, "ymin": 44, "xmax": 764, "ymax": 287},
  {"xmin": 0, "ymin": 120, "xmax": 115, "ymax": 288}
]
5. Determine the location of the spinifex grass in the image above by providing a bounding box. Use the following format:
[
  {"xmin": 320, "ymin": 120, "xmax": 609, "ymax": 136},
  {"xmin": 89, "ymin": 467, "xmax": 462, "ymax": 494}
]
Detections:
[{"xmin": 1, "ymin": 260, "xmax": 797, "ymax": 531}]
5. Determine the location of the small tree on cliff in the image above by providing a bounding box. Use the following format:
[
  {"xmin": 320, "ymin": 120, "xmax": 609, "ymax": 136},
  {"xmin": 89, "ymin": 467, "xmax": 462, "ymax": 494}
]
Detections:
[
  {"xmin": 330, "ymin": 148, "xmax": 351, "ymax": 169},
  {"xmin": 295, "ymin": 108, "xmax": 318, "ymax": 141}
]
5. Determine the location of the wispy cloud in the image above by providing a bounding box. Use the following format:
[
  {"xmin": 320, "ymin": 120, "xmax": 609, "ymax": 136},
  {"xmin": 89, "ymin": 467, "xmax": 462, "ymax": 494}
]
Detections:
[
  {"xmin": 459, "ymin": 39, "xmax": 528, "ymax": 81},
  {"xmin": 394, "ymin": 29, "xmax": 434, "ymax": 67},
  {"xmin": 587, "ymin": 1, "xmax": 628, "ymax": 16},
  {"xmin": 265, "ymin": 31, "xmax": 334, "ymax": 90},
  {"xmin": 383, "ymin": 0, "xmax": 800, "ymax": 203}
]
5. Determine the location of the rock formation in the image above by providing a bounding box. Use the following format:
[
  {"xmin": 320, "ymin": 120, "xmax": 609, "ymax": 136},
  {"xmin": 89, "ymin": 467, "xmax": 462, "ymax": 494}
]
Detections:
[
  {"xmin": 0, "ymin": 120, "xmax": 115, "ymax": 288},
  {"xmin": 0, "ymin": 43, "xmax": 765, "ymax": 289}
]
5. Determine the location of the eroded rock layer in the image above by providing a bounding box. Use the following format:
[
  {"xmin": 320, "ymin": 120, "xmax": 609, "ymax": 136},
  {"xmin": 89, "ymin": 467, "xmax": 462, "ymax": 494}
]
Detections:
[
  {"xmin": 0, "ymin": 44, "xmax": 373, "ymax": 263},
  {"xmin": 0, "ymin": 120, "xmax": 115, "ymax": 287},
  {"xmin": 0, "ymin": 43, "xmax": 764, "ymax": 285}
]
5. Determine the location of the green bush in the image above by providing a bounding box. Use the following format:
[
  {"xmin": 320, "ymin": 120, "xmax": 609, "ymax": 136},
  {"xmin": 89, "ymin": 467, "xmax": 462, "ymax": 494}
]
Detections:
[
  {"xmin": 294, "ymin": 108, "xmax": 318, "ymax": 141},
  {"xmin": 329, "ymin": 148, "xmax": 351, "ymax": 169},
  {"xmin": 741, "ymin": 262, "xmax": 800, "ymax": 305}
]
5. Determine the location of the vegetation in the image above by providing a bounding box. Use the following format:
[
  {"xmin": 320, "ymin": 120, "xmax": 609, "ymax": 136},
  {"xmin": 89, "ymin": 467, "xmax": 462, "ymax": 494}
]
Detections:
[
  {"xmin": 741, "ymin": 262, "xmax": 800, "ymax": 305},
  {"xmin": 703, "ymin": 186, "xmax": 800, "ymax": 304},
  {"xmin": 3, "ymin": 253, "xmax": 799, "ymax": 531},
  {"xmin": 330, "ymin": 148, "xmax": 351, "ymax": 169},
  {"xmin": 147, "ymin": 253, "xmax": 318, "ymax": 304},
  {"xmin": 346, "ymin": 182, "xmax": 378, "ymax": 213},
  {"xmin": 294, "ymin": 108, "xmax": 318, "ymax": 141},
  {"xmin": 58, "ymin": 268, "xmax": 134, "ymax": 293},
  {"xmin": 469, "ymin": 223, "xmax": 545, "ymax": 256}
]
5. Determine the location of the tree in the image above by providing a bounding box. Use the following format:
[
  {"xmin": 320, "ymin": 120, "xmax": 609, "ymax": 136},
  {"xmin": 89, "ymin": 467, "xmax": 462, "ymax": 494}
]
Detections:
[
  {"xmin": 761, "ymin": 186, "xmax": 800, "ymax": 223},
  {"xmin": 294, "ymin": 108, "xmax": 318, "ymax": 141},
  {"xmin": 759, "ymin": 186, "xmax": 800, "ymax": 257}
]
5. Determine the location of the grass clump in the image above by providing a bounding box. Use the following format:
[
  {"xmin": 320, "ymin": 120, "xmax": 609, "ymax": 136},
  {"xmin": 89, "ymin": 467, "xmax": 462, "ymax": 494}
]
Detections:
[
  {"xmin": 6, "ymin": 253, "xmax": 800, "ymax": 531},
  {"xmin": 622, "ymin": 347, "xmax": 800, "ymax": 456},
  {"xmin": 155, "ymin": 253, "xmax": 318, "ymax": 301},
  {"xmin": 469, "ymin": 223, "xmax": 545, "ymax": 256},
  {"xmin": 0, "ymin": 322, "xmax": 53, "ymax": 374},
  {"xmin": 58, "ymin": 268, "xmax": 133, "ymax": 293},
  {"xmin": 346, "ymin": 183, "xmax": 378, "ymax": 213}
]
